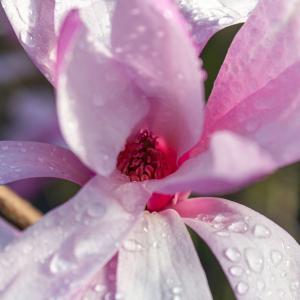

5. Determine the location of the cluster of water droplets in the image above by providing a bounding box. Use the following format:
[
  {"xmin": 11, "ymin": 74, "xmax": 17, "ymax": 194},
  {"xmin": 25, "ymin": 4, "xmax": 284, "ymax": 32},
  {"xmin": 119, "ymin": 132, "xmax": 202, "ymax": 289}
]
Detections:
[
  {"xmin": 119, "ymin": 212, "xmax": 187, "ymax": 300},
  {"xmin": 175, "ymin": 0, "xmax": 244, "ymax": 45},
  {"xmin": 195, "ymin": 212, "xmax": 300, "ymax": 299}
]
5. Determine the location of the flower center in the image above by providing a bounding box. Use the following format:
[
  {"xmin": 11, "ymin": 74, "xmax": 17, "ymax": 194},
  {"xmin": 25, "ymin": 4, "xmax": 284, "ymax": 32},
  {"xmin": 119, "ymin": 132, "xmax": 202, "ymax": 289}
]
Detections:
[{"xmin": 117, "ymin": 129, "xmax": 177, "ymax": 182}]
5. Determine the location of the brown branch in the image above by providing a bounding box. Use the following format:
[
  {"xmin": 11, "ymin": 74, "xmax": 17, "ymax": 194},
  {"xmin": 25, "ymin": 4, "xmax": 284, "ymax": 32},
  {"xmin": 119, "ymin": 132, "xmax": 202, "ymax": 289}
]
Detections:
[{"xmin": 0, "ymin": 186, "xmax": 42, "ymax": 230}]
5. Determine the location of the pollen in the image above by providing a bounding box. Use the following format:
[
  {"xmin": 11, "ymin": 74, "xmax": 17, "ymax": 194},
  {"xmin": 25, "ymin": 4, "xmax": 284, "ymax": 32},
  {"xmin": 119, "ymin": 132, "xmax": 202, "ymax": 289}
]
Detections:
[{"xmin": 117, "ymin": 130, "xmax": 177, "ymax": 182}]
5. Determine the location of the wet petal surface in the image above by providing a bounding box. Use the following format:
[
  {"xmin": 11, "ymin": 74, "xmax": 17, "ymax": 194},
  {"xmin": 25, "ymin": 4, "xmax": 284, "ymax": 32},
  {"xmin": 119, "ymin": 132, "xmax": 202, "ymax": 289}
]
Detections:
[
  {"xmin": 117, "ymin": 210, "xmax": 212, "ymax": 300},
  {"xmin": 174, "ymin": 198, "xmax": 300, "ymax": 300}
]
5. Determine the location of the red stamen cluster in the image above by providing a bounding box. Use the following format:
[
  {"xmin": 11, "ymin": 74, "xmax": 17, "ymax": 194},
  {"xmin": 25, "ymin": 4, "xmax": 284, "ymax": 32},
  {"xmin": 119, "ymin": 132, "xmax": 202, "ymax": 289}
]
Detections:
[{"xmin": 117, "ymin": 130, "xmax": 175, "ymax": 182}]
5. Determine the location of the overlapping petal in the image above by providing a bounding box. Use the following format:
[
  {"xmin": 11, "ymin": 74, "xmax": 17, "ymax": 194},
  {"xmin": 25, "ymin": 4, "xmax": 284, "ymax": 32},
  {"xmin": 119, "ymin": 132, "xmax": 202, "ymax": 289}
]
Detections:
[
  {"xmin": 174, "ymin": 198, "xmax": 300, "ymax": 300},
  {"xmin": 1, "ymin": 0, "xmax": 258, "ymax": 83},
  {"xmin": 117, "ymin": 210, "xmax": 212, "ymax": 300},
  {"xmin": 0, "ymin": 141, "xmax": 92, "ymax": 185},
  {"xmin": 0, "ymin": 175, "xmax": 149, "ymax": 299},
  {"xmin": 0, "ymin": 0, "xmax": 111, "ymax": 84},
  {"xmin": 111, "ymin": 0, "xmax": 205, "ymax": 156},
  {"xmin": 0, "ymin": 219, "xmax": 18, "ymax": 250},
  {"xmin": 177, "ymin": 0, "xmax": 258, "ymax": 51},
  {"xmin": 1, "ymin": 0, "xmax": 56, "ymax": 82},
  {"xmin": 205, "ymin": 0, "xmax": 300, "ymax": 167},
  {"xmin": 57, "ymin": 12, "xmax": 149, "ymax": 176},
  {"xmin": 148, "ymin": 131, "xmax": 275, "ymax": 195}
]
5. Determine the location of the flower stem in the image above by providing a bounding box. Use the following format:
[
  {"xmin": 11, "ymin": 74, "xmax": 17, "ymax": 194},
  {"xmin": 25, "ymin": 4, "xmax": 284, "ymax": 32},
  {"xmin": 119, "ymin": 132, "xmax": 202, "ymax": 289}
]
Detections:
[{"xmin": 0, "ymin": 186, "xmax": 42, "ymax": 229}]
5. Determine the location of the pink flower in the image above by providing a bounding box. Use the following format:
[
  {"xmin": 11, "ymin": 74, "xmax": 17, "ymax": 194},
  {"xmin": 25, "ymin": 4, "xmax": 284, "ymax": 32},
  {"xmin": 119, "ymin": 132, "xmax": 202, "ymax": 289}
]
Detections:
[
  {"xmin": 1, "ymin": 0, "xmax": 258, "ymax": 84},
  {"xmin": 0, "ymin": 0, "xmax": 300, "ymax": 299}
]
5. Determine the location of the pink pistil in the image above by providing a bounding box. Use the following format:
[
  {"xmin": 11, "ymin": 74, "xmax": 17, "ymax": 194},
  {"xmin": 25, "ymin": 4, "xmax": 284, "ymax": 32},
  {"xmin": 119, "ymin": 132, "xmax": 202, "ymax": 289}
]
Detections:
[
  {"xmin": 117, "ymin": 129, "xmax": 177, "ymax": 212},
  {"xmin": 117, "ymin": 129, "xmax": 177, "ymax": 182}
]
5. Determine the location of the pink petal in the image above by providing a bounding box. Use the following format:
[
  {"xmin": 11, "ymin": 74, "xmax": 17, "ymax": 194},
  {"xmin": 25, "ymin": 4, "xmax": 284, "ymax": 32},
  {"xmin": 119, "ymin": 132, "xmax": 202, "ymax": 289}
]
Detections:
[
  {"xmin": 0, "ymin": 175, "xmax": 150, "ymax": 299},
  {"xmin": 0, "ymin": 141, "xmax": 92, "ymax": 185},
  {"xmin": 174, "ymin": 197, "xmax": 300, "ymax": 300},
  {"xmin": 0, "ymin": 219, "xmax": 18, "ymax": 249},
  {"xmin": 57, "ymin": 13, "xmax": 149, "ymax": 176},
  {"xmin": 111, "ymin": 0, "xmax": 205, "ymax": 156},
  {"xmin": 205, "ymin": 0, "xmax": 300, "ymax": 167},
  {"xmin": 177, "ymin": 0, "xmax": 258, "ymax": 52},
  {"xmin": 1, "ymin": 0, "xmax": 56, "ymax": 82},
  {"xmin": 77, "ymin": 256, "xmax": 118, "ymax": 300},
  {"xmin": 117, "ymin": 210, "xmax": 212, "ymax": 299},
  {"xmin": 0, "ymin": 0, "xmax": 112, "ymax": 83},
  {"xmin": 147, "ymin": 130, "xmax": 275, "ymax": 195}
]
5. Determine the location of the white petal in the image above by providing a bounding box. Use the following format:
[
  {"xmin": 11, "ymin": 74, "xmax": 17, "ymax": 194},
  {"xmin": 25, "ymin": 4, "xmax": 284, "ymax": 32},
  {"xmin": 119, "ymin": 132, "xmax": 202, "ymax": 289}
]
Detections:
[
  {"xmin": 174, "ymin": 197, "xmax": 300, "ymax": 300},
  {"xmin": 117, "ymin": 210, "xmax": 212, "ymax": 300}
]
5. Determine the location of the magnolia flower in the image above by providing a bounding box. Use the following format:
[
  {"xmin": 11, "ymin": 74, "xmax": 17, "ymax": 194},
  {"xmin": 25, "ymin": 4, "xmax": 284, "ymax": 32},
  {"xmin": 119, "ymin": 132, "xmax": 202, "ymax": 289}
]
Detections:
[
  {"xmin": 0, "ymin": 0, "xmax": 300, "ymax": 300},
  {"xmin": 1, "ymin": 0, "xmax": 258, "ymax": 84}
]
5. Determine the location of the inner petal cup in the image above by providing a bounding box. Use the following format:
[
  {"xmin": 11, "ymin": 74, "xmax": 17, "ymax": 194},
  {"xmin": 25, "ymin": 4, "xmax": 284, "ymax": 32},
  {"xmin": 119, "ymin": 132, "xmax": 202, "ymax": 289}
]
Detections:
[{"xmin": 117, "ymin": 129, "xmax": 177, "ymax": 182}]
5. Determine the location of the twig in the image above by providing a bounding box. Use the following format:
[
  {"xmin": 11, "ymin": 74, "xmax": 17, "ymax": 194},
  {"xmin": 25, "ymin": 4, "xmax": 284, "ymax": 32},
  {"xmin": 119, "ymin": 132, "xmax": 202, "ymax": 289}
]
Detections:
[{"xmin": 0, "ymin": 186, "xmax": 42, "ymax": 229}]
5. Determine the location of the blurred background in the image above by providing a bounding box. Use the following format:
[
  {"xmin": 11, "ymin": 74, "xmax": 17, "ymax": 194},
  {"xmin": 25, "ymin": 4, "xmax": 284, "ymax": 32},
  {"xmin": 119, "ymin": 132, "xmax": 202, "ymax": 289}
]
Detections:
[{"xmin": 0, "ymin": 11, "xmax": 299, "ymax": 300}]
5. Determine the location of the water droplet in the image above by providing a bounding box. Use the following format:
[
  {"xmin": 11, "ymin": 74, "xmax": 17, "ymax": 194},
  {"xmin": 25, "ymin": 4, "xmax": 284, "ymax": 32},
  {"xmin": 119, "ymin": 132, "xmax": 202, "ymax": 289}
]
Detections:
[
  {"xmin": 224, "ymin": 247, "xmax": 241, "ymax": 262},
  {"xmin": 253, "ymin": 224, "xmax": 271, "ymax": 238},
  {"xmin": 49, "ymin": 254, "xmax": 75, "ymax": 274},
  {"xmin": 115, "ymin": 293, "xmax": 124, "ymax": 299},
  {"xmin": 86, "ymin": 203, "xmax": 105, "ymax": 218},
  {"xmin": 235, "ymin": 281, "xmax": 249, "ymax": 295},
  {"xmin": 122, "ymin": 239, "xmax": 143, "ymax": 252},
  {"xmin": 152, "ymin": 241, "xmax": 159, "ymax": 248},
  {"xmin": 290, "ymin": 280, "xmax": 300, "ymax": 291},
  {"xmin": 219, "ymin": 16, "xmax": 234, "ymax": 25},
  {"xmin": 171, "ymin": 286, "xmax": 183, "ymax": 295},
  {"xmin": 229, "ymin": 266, "xmax": 243, "ymax": 277},
  {"xmin": 19, "ymin": 31, "xmax": 35, "ymax": 48},
  {"xmin": 228, "ymin": 221, "xmax": 249, "ymax": 233},
  {"xmin": 213, "ymin": 214, "xmax": 227, "ymax": 223},
  {"xmin": 216, "ymin": 231, "xmax": 230, "ymax": 237},
  {"xmin": 245, "ymin": 248, "xmax": 264, "ymax": 273},
  {"xmin": 270, "ymin": 250, "xmax": 282, "ymax": 266},
  {"xmin": 94, "ymin": 284, "xmax": 106, "ymax": 293}
]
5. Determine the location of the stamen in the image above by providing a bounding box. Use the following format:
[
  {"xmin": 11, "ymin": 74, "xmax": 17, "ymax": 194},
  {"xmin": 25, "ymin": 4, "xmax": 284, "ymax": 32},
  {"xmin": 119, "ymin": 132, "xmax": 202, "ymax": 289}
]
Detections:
[{"xmin": 117, "ymin": 129, "xmax": 176, "ymax": 182}]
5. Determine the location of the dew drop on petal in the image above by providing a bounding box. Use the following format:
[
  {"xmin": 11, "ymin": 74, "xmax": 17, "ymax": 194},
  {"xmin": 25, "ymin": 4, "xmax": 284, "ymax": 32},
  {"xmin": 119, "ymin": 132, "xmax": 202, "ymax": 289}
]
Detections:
[
  {"xmin": 86, "ymin": 202, "xmax": 105, "ymax": 218},
  {"xmin": 270, "ymin": 250, "xmax": 283, "ymax": 266},
  {"xmin": 216, "ymin": 230, "xmax": 230, "ymax": 237},
  {"xmin": 253, "ymin": 224, "xmax": 271, "ymax": 238},
  {"xmin": 227, "ymin": 221, "xmax": 249, "ymax": 233},
  {"xmin": 94, "ymin": 284, "xmax": 106, "ymax": 293},
  {"xmin": 224, "ymin": 247, "xmax": 241, "ymax": 262},
  {"xmin": 19, "ymin": 31, "xmax": 36, "ymax": 48},
  {"xmin": 122, "ymin": 239, "xmax": 143, "ymax": 252},
  {"xmin": 115, "ymin": 293, "xmax": 124, "ymax": 299},
  {"xmin": 290, "ymin": 280, "xmax": 300, "ymax": 291},
  {"xmin": 49, "ymin": 254, "xmax": 74, "ymax": 274},
  {"xmin": 244, "ymin": 248, "xmax": 264, "ymax": 273},
  {"xmin": 235, "ymin": 281, "xmax": 249, "ymax": 295},
  {"xmin": 229, "ymin": 266, "xmax": 243, "ymax": 277},
  {"xmin": 171, "ymin": 286, "xmax": 183, "ymax": 295}
]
